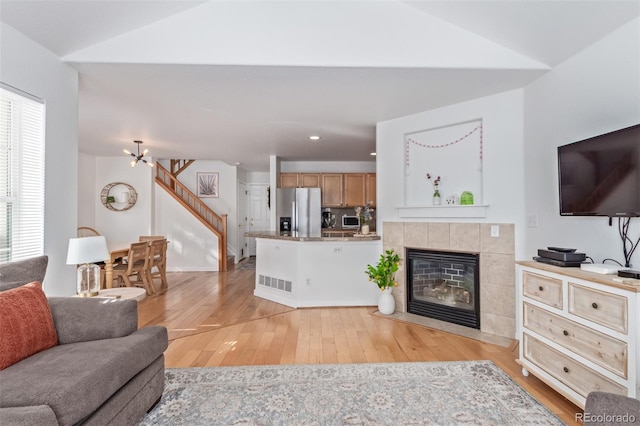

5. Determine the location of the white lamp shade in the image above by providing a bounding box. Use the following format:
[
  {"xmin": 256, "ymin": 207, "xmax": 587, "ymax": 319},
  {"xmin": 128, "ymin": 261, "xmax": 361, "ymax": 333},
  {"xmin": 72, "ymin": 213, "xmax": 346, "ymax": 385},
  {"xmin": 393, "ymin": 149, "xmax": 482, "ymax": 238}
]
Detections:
[{"xmin": 66, "ymin": 236, "xmax": 109, "ymax": 264}]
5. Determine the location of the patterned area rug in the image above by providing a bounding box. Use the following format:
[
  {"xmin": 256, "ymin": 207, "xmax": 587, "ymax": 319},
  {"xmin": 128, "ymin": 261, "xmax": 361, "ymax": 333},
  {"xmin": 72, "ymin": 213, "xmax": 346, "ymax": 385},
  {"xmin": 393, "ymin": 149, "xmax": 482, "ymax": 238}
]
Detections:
[
  {"xmin": 140, "ymin": 361, "xmax": 563, "ymax": 425},
  {"xmin": 237, "ymin": 257, "xmax": 256, "ymax": 270}
]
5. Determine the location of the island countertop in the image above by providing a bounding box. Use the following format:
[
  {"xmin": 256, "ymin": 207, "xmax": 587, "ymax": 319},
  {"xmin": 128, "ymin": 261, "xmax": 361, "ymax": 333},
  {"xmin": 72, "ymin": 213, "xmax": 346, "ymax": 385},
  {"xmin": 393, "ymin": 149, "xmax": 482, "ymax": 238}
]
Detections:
[{"xmin": 245, "ymin": 230, "xmax": 380, "ymax": 241}]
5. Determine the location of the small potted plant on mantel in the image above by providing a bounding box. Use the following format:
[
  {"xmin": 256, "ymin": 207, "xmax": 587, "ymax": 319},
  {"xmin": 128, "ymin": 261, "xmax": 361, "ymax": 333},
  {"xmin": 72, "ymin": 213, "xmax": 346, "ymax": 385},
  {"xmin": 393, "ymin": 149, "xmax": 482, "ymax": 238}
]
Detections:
[{"xmin": 365, "ymin": 249, "xmax": 401, "ymax": 315}]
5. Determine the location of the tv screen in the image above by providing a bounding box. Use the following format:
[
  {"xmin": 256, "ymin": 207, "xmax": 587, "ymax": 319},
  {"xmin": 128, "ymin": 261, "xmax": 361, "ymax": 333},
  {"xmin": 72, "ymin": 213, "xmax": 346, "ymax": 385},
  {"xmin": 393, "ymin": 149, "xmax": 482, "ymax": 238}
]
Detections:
[{"xmin": 558, "ymin": 124, "xmax": 640, "ymax": 217}]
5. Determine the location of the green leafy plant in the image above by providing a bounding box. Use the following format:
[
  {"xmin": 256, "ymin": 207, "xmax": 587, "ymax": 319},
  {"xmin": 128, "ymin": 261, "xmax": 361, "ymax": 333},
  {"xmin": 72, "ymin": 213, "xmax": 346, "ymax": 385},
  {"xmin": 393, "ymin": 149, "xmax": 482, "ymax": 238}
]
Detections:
[{"xmin": 366, "ymin": 249, "xmax": 401, "ymax": 290}]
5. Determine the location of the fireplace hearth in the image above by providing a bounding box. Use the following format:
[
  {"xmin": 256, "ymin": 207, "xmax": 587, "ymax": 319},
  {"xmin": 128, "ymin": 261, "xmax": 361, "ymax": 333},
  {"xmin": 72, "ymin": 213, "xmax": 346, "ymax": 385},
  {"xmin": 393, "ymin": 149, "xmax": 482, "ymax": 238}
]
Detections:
[{"xmin": 406, "ymin": 248, "xmax": 480, "ymax": 329}]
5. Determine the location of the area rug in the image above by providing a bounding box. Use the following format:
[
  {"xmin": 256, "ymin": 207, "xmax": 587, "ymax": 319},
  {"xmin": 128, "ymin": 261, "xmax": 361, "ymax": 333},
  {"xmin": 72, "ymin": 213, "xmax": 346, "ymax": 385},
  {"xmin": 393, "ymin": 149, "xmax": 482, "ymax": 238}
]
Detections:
[
  {"xmin": 140, "ymin": 361, "xmax": 563, "ymax": 425},
  {"xmin": 237, "ymin": 257, "xmax": 256, "ymax": 270}
]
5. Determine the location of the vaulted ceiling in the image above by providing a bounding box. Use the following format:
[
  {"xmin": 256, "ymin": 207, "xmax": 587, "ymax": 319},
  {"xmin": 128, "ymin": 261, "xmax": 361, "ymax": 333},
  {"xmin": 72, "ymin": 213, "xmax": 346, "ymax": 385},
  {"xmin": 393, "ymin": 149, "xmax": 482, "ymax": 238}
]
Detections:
[{"xmin": 1, "ymin": 0, "xmax": 638, "ymax": 171}]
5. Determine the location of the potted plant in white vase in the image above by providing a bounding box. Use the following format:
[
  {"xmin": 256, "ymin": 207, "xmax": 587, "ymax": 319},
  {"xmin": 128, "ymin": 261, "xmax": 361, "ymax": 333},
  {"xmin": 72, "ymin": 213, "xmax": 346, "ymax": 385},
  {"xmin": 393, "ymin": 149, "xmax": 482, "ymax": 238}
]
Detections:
[{"xmin": 365, "ymin": 249, "xmax": 401, "ymax": 315}]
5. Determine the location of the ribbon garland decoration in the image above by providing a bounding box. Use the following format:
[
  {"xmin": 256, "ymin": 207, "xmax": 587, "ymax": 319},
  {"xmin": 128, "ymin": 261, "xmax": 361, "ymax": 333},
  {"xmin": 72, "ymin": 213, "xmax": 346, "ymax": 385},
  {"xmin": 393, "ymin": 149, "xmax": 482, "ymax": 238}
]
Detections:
[{"xmin": 405, "ymin": 123, "xmax": 483, "ymax": 167}]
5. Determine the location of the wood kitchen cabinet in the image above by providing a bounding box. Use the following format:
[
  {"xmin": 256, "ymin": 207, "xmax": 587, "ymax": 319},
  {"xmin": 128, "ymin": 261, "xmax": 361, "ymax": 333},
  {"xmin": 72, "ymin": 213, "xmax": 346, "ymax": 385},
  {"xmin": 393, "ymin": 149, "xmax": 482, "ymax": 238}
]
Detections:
[
  {"xmin": 366, "ymin": 173, "xmax": 376, "ymax": 206},
  {"xmin": 344, "ymin": 174, "xmax": 366, "ymax": 207},
  {"xmin": 321, "ymin": 174, "xmax": 344, "ymax": 207},
  {"xmin": 343, "ymin": 173, "xmax": 377, "ymax": 207},
  {"xmin": 279, "ymin": 172, "xmax": 375, "ymax": 207},
  {"xmin": 279, "ymin": 173, "xmax": 321, "ymax": 188},
  {"xmin": 279, "ymin": 173, "xmax": 298, "ymax": 188},
  {"xmin": 299, "ymin": 173, "xmax": 320, "ymax": 188}
]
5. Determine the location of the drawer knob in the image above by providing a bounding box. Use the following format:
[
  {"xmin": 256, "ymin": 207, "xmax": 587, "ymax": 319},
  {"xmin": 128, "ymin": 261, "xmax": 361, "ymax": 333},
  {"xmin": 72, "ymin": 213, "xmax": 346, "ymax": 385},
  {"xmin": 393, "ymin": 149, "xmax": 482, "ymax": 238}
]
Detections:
[
  {"xmin": 563, "ymin": 367, "xmax": 570, "ymax": 373},
  {"xmin": 563, "ymin": 330, "xmax": 569, "ymax": 336},
  {"xmin": 592, "ymin": 302, "xmax": 598, "ymax": 309},
  {"xmin": 538, "ymin": 286, "xmax": 544, "ymax": 291}
]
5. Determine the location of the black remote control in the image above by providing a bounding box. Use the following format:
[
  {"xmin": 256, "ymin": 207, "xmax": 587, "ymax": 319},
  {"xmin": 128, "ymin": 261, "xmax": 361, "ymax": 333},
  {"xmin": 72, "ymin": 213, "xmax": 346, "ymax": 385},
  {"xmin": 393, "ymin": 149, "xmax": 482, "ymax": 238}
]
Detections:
[{"xmin": 547, "ymin": 247, "xmax": 577, "ymax": 253}]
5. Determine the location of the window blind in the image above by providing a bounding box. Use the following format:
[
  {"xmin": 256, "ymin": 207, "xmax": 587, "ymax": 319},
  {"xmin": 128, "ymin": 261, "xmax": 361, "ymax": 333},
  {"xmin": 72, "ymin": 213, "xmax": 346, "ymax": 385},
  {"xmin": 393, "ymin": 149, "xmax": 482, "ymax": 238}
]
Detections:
[{"xmin": 0, "ymin": 85, "xmax": 45, "ymax": 263}]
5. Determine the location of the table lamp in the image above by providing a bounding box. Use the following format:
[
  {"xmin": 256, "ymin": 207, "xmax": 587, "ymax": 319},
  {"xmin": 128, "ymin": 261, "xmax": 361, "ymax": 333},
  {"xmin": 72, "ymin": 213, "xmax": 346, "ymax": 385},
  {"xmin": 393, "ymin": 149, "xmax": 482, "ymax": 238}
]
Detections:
[{"xmin": 66, "ymin": 236, "xmax": 109, "ymax": 297}]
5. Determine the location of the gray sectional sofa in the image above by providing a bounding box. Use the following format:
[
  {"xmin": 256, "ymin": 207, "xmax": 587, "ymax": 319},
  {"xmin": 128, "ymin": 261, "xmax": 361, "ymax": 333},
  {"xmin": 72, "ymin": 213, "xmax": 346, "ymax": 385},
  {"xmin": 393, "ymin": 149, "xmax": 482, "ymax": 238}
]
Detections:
[{"xmin": 0, "ymin": 256, "xmax": 168, "ymax": 425}]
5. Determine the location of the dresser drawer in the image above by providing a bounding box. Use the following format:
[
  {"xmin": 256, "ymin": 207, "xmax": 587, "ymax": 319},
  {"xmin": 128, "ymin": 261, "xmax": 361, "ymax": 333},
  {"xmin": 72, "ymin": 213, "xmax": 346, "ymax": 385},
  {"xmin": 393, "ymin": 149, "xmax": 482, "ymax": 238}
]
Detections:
[
  {"xmin": 569, "ymin": 283, "xmax": 628, "ymax": 334},
  {"xmin": 522, "ymin": 271, "xmax": 563, "ymax": 309},
  {"xmin": 523, "ymin": 303, "xmax": 627, "ymax": 378},
  {"xmin": 523, "ymin": 334, "xmax": 627, "ymax": 398}
]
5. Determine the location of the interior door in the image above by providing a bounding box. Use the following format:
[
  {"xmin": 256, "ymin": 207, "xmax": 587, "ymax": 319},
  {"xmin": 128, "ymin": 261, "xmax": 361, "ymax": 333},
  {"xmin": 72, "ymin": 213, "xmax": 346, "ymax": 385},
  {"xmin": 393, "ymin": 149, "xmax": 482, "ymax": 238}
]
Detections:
[
  {"xmin": 237, "ymin": 181, "xmax": 249, "ymax": 261},
  {"xmin": 248, "ymin": 183, "xmax": 270, "ymax": 256}
]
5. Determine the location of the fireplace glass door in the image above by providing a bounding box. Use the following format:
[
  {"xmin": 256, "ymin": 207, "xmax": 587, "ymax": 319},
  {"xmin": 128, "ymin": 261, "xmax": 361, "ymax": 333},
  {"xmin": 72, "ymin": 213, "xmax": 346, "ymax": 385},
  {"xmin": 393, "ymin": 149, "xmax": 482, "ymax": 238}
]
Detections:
[{"xmin": 406, "ymin": 249, "xmax": 480, "ymax": 329}]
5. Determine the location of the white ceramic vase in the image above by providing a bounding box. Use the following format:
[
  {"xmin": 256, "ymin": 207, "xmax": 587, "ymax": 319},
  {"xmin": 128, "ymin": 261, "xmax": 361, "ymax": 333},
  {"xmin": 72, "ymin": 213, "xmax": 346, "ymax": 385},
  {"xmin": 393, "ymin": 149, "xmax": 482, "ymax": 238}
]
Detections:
[
  {"xmin": 360, "ymin": 224, "xmax": 370, "ymax": 235},
  {"xmin": 378, "ymin": 287, "xmax": 395, "ymax": 315}
]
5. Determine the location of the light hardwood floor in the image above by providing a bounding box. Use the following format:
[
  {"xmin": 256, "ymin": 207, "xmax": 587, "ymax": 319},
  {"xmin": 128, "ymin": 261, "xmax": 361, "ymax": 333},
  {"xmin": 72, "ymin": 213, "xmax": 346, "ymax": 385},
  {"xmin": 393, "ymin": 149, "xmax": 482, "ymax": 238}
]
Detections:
[{"xmin": 138, "ymin": 262, "xmax": 581, "ymax": 425}]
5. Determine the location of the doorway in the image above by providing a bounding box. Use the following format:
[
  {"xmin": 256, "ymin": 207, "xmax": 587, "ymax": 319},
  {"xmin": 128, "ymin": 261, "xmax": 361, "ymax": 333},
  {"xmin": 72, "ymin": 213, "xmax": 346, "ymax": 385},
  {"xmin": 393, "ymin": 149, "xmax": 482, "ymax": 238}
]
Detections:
[
  {"xmin": 237, "ymin": 181, "xmax": 249, "ymax": 262},
  {"xmin": 247, "ymin": 183, "xmax": 270, "ymax": 256}
]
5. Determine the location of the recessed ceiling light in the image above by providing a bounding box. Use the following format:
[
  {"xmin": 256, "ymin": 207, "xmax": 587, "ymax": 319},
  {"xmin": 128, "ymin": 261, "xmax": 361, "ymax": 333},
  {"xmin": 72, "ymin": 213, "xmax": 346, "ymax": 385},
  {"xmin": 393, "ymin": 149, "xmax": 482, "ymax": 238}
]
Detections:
[
  {"xmin": 370, "ymin": 152, "xmax": 377, "ymax": 156},
  {"xmin": 309, "ymin": 135, "xmax": 321, "ymax": 141},
  {"xmin": 235, "ymin": 162, "xmax": 241, "ymax": 165}
]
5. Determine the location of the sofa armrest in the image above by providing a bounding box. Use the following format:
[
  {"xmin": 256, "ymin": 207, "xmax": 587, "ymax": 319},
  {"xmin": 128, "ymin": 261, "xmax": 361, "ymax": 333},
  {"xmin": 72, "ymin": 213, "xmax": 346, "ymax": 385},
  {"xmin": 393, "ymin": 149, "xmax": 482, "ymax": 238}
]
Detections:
[
  {"xmin": 48, "ymin": 297, "xmax": 138, "ymax": 344},
  {"xmin": 584, "ymin": 391, "xmax": 640, "ymax": 424},
  {"xmin": 0, "ymin": 405, "xmax": 58, "ymax": 425}
]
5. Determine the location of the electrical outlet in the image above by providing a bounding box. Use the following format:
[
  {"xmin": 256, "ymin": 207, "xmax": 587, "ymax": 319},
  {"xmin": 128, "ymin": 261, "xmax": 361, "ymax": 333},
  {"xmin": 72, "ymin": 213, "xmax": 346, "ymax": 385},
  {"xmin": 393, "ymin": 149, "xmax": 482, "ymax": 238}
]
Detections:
[
  {"xmin": 491, "ymin": 225, "xmax": 500, "ymax": 238},
  {"xmin": 306, "ymin": 279, "xmax": 311, "ymax": 286},
  {"xmin": 527, "ymin": 215, "xmax": 538, "ymax": 228}
]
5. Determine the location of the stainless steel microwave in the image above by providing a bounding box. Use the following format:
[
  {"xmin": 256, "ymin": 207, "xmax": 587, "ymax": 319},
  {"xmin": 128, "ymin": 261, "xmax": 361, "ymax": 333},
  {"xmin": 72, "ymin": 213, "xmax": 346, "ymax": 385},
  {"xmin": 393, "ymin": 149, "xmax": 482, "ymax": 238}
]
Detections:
[{"xmin": 342, "ymin": 215, "xmax": 360, "ymax": 228}]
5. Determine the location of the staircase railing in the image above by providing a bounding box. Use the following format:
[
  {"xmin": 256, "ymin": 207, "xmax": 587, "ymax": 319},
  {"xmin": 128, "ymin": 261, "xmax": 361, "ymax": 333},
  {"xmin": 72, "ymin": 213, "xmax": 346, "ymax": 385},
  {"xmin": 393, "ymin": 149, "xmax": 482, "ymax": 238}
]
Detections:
[
  {"xmin": 170, "ymin": 159, "xmax": 195, "ymax": 176},
  {"xmin": 155, "ymin": 163, "xmax": 228, "ymax": 271}
]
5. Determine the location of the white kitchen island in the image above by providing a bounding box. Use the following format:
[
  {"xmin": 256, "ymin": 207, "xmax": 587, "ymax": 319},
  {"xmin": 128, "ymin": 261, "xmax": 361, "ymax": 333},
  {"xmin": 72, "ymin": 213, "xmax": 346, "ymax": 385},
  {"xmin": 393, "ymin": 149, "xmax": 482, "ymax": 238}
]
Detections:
[{"xmin": 245, "ymin": 231, "xmax": 383, "ymax": 308}]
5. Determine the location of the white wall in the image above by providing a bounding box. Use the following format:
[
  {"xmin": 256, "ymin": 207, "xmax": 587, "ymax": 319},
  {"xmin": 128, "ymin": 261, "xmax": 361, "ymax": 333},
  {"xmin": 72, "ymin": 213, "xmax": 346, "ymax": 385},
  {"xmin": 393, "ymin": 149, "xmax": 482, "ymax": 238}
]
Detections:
[
  {"xmin": 247, "ymin": 171, "xmax": 270, "ymax": 184},
  {"xmin": 78, "ymin": 152, "xmax": 96, "ymax": 227},
  {"xmin": 94, "ymin": 157, "xmax": 154, "ymax": 246},
  {"xmin": 281, "ymin": 161, "xmax": 376, "ymax": 173},
  {"xmin": 523, "ymin": 17, "xmax": 640, "ymax": 267},
  {"xmin": 377, "ymin": 89, "xmax": 527, "ymax": 258},
  {"xmin": 155, "ymin": 186, "xmax": 220, "ymax": 271},
  {"xmin": 1, "ymin": 23, "xmax": 79, "ymax": 295}
]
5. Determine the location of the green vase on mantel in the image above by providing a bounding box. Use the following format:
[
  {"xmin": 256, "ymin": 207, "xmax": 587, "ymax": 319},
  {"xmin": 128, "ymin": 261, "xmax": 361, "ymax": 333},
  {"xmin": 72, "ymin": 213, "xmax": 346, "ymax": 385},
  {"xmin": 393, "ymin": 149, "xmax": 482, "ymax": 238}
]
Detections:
[{"xmin": 433, "ymin": 190, "xmax": 441, "ymax": 205}]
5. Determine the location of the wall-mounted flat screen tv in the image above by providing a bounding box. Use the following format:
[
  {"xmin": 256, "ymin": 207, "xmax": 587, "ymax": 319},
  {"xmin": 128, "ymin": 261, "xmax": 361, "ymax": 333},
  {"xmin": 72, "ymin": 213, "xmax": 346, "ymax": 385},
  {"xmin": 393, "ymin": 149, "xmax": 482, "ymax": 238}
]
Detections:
[{"xmin": 558, "ymin": 123, "xmax": 640, "ymax": 217}]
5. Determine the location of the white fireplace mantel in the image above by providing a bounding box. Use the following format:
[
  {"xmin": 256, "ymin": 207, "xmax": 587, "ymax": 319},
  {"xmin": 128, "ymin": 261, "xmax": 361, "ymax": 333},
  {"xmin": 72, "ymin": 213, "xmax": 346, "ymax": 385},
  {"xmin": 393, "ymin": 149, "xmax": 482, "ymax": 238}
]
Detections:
[{"xmin": 397, "ymin": 204, "xmax": 489, "ymax": 218}]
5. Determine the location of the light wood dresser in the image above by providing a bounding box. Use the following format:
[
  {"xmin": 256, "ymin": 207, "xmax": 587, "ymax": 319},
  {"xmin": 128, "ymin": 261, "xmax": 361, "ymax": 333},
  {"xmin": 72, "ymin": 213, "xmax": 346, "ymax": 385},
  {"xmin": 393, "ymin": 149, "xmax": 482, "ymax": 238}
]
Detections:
[{"xmin": 516, "ymin": 261, "xmax": 640, "ymax": 408}]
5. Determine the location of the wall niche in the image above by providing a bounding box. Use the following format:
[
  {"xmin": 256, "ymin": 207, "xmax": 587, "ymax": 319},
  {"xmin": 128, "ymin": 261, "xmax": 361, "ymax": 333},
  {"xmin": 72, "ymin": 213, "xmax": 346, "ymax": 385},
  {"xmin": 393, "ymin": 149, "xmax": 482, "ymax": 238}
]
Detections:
[{"xmin": 403, "ymin": 119, "xmax": 484, "ymax": 208}]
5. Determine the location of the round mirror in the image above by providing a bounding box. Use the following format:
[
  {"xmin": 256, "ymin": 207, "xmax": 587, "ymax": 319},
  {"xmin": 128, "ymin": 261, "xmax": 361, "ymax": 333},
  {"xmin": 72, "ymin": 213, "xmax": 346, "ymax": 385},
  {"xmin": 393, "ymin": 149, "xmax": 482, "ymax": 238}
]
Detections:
[{"xmin": 100, "ymin": 182, "xmax": 138, "ymax": 211}]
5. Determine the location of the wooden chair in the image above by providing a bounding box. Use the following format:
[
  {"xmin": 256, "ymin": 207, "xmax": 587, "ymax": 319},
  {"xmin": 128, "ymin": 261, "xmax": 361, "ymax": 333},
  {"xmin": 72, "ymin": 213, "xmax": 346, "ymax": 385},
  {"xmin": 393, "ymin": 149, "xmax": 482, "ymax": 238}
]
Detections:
[
  {"xmin": 145, "ymin": 238, "xmax": 168, "ymax": 292},
  {"xmin": 77, "ymin": 226, "xmax": 100, "ymax": 238},
  {"xmin": 139, "ymin": 236, "xmax": 165, "ymax": 241},
  {"xmin": 112, "ymin": 241, "xmax": 155, "ymax": 295}
]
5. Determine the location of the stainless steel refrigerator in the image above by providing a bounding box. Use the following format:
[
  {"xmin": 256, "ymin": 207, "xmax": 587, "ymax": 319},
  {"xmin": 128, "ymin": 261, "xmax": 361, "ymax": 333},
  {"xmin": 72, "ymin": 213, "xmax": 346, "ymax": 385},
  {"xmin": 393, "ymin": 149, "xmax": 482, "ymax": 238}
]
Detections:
[{"xmin": 276, "ymin": 188, "xmax": 322, "ymax": 237}]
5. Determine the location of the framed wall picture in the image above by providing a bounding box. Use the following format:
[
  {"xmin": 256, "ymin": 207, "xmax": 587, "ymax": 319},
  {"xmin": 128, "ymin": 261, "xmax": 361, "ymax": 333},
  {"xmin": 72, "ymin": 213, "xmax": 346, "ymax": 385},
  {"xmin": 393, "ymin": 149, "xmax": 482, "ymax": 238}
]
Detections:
[{"xmin": 197, "ymin": 172, "xmax": 219, "ymax": 198}]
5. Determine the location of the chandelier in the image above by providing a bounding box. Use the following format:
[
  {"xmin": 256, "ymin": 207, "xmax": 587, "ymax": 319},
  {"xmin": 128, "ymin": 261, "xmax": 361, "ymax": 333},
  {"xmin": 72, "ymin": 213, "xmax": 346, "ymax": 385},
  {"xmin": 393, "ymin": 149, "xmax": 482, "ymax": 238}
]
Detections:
[{"xmin": 124, "ymin": 140, "xmax": 154, "ymax": 168}]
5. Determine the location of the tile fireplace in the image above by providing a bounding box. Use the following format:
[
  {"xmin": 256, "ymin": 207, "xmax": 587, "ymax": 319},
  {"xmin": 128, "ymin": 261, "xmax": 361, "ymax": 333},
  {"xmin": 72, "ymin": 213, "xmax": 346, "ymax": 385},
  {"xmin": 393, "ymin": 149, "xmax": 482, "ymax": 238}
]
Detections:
[{"xmin": 382, "ymin": 221, "xmax": 516, "ymax": 339}]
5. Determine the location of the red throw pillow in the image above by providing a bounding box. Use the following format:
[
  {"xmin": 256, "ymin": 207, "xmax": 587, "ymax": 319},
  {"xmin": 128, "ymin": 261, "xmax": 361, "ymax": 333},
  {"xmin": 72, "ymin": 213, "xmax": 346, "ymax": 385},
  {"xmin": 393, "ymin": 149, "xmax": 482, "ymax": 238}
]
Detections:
[{"xmin": 0, "ymin": 281, "xmax": 58, "ymax": 370}]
